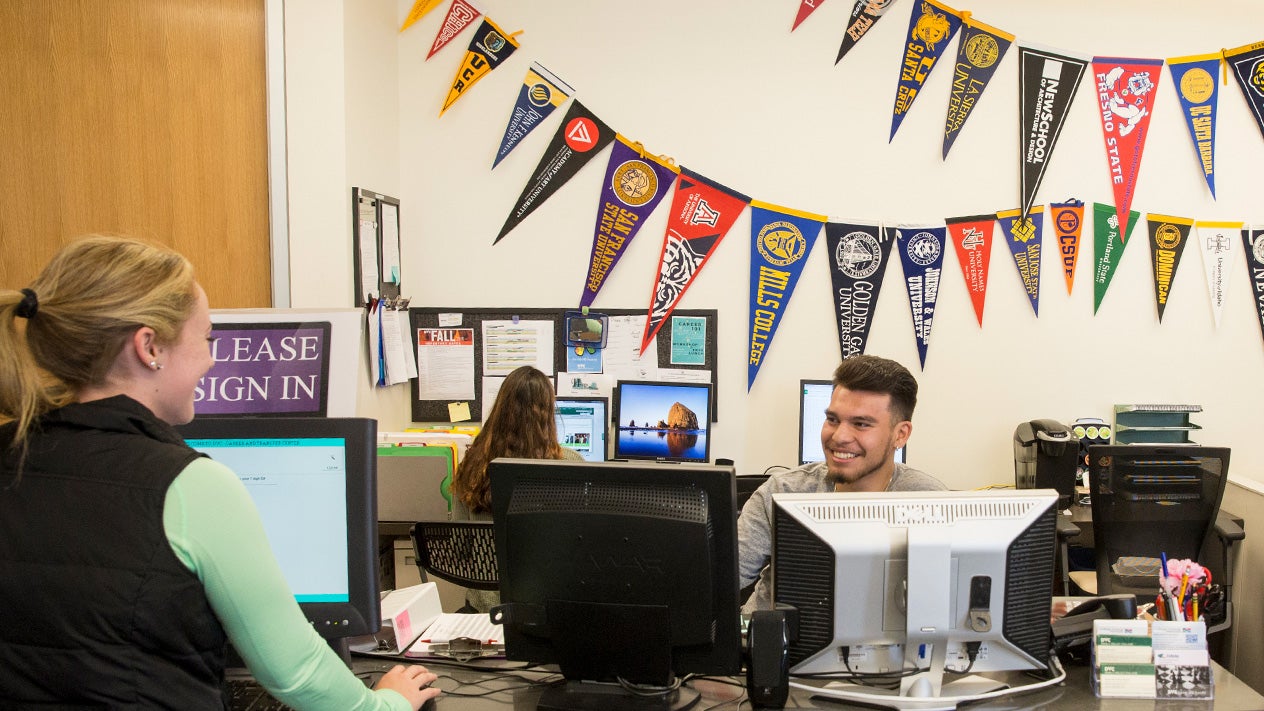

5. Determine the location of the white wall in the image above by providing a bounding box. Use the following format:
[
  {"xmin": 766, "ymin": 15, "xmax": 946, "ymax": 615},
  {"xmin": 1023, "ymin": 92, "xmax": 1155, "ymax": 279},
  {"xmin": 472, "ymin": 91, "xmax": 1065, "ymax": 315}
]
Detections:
[{"xmin": 282, "ymin": 0, "xmax": 1264, "ymax": 684}]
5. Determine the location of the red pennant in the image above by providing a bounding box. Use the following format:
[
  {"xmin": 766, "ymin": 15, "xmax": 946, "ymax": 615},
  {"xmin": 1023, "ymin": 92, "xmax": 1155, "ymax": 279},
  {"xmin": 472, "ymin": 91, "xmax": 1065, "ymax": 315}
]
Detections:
[
  {"xmin": 1092, "ymin": 57, "xmax": 1163, "ymax": 241},
  {"xmin": 426, "ymin": 0, "xmax": 481, "ymax": 61},
  {"xmin": 946, "ymin": 215, "xmax": 996, "ymax": 326},
  {"xmin": 791, "ymin": 0, "xmax": 826, "ymax": 31}
]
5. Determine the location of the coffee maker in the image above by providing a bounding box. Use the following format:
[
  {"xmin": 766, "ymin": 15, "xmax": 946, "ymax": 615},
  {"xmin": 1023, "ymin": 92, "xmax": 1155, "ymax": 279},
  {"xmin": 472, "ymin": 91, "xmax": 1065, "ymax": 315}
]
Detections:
[{"xmin": 1013, "ymin": 419, "xmax": 1079, "ymax": 508}]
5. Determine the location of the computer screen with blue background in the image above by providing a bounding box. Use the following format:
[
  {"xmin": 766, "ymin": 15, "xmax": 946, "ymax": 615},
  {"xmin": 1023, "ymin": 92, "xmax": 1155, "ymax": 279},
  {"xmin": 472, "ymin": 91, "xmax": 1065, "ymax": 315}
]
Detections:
[
  {"xmin": 179, "ymin": 416, "xmax": 380, "ymax": 658},
  {"xmin": 613, "ymin": 381, "xmax": 713, "ymax": 463},
  {"xmin": 555, "ymin": 396, "xmax": 608, "ymax": 462}
]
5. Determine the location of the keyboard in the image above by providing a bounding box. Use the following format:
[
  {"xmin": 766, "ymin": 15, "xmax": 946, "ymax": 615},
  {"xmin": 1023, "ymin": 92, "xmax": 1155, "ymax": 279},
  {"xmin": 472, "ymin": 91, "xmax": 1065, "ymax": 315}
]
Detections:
[{"xmin": 226, "ymin": 679, "xmax": 294, "ymax": 711}]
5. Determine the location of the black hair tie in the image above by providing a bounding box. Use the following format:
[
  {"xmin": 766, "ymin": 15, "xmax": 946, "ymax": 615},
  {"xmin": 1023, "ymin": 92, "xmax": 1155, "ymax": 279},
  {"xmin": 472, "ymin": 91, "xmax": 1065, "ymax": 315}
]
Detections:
[{"xmin": 15, "ymin": 288, "xmax": 39, "ymax": 319}]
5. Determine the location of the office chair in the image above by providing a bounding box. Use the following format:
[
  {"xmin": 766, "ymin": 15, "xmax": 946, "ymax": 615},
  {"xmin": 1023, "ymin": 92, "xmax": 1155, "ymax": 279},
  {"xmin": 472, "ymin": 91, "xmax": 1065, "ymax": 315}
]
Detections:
[
  {"xmin": 1067, "ymin": 445, "xmax": 1243, "ymax": 635},
  {"xmin": 409, "ymin": 520, "xmax": 499, "ymax": 591}
]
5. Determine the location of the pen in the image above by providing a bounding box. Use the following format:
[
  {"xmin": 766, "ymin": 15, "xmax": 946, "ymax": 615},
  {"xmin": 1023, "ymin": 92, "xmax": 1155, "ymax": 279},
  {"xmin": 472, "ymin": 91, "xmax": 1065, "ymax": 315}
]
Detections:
[
  {"xmin": 1179, "ymin": 571, "xmax": 1190, "ymax": 607},
  {"xmin": 1160, "ymin": 552, "xmax": 1170, "ymax": 583},
  {"xmin": 1191, "ymin": 593, "xmax": 1199, "ymax": 622}
]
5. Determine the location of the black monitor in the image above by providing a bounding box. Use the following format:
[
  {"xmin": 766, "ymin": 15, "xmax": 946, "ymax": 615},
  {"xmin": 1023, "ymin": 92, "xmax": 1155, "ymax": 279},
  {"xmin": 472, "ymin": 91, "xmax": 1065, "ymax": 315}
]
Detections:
[
  {"xmin": 613, "ymin": 381, "xmax": 713, "ymax": 463},
  {"xmin": 178, "ymin": 416, "xmax": 379, "ymax": 664},
  {"xmin": 489, "ymin": 457, "xmax": 740, "ymax": 711},
  {"xmin": 798, "ymin": 379, "xmax": 905, "ymax": 465},
  {"xmin": 554, "ymin": 396, "xmax": 608, "ymax": 462}
]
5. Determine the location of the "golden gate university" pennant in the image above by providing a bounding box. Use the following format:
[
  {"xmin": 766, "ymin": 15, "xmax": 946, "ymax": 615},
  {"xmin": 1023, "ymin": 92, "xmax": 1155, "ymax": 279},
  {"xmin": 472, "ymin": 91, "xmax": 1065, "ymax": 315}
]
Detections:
[
  {"xmin": 824, "ymin": 220, "xmax": 895, "ymax": 360},
  {"xmin": 1092, "ymin": 56, "xmax": 1163, "ymax": 240}
]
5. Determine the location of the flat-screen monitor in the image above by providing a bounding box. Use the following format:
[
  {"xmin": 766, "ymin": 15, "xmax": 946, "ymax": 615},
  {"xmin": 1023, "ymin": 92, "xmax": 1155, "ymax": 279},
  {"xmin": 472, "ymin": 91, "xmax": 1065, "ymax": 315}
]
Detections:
[
  {"xmin": 798, "ymin": 379, "xmax": 905, "ymax": 466},
  {"xmin": 178, "ymin": 417, "xmax": 379, "ymax": 662},
  {"xmin": 771, "ymin": 489, "xmax": 1057, "ymax": 708},
  {"xmin": 489, "ymin": 458, "xmax": 740, "ymax": 711},
  {"xmin": 554, "ymin": 396, "xmax": 608, "ymax": 462},
  {"xmin": 612, "ymin": 380, "xmax": 713, "ymax": 463}
]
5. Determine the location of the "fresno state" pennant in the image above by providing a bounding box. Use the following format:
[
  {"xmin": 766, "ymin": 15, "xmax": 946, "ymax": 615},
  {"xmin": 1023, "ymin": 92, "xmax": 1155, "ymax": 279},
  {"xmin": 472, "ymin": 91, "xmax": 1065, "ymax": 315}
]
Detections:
[{"xmin": 1092, "ymin": 56, "xmax": 1163, "ymax": 240}]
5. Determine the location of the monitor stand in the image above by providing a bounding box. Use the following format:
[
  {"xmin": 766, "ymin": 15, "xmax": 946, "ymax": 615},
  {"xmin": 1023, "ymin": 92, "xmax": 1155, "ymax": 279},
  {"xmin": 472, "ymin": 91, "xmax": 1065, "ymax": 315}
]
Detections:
[{"xmin": 537, "ymin": 680, "xmax": 700, "ymax": 711}]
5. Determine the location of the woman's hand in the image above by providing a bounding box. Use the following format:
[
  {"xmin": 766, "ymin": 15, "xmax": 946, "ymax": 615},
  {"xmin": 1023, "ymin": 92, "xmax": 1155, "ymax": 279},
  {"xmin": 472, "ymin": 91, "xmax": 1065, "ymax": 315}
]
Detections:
[{"xmin": 375, "ymin": 664, "xmax": 442, "ymax": 709}]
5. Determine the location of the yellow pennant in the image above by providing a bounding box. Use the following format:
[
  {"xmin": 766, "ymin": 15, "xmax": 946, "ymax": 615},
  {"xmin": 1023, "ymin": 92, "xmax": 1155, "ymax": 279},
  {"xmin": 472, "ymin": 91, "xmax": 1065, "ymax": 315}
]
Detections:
[{"xmin": 400, "ymin": 0, "xmax": 445, "ymax": 32}]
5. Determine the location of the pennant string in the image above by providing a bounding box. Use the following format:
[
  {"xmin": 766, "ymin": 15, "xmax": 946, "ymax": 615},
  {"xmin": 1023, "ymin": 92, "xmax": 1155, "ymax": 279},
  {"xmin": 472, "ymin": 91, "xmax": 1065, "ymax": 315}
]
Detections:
[
  {"xmin": 1220, "ymin": 49, "xmax": 1229, "ymax": 85},
  {"xmin": 958, "ymin": 10, "xmax": 971, "ymax": 25}
]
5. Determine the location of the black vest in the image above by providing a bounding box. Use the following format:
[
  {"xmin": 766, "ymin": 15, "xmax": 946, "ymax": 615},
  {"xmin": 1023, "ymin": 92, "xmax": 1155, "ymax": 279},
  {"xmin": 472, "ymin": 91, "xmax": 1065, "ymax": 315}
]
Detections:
[{"xmin": 0, "ymin": 396, "xmax": 228, "ymax": 709}]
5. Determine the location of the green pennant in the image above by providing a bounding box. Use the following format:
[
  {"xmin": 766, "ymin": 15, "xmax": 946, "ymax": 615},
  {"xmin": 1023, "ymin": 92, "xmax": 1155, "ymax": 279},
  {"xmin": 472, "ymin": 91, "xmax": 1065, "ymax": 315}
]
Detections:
[{"xmin": 1092, "ymin": 202, "xmax": 1141, "ymax": 314}]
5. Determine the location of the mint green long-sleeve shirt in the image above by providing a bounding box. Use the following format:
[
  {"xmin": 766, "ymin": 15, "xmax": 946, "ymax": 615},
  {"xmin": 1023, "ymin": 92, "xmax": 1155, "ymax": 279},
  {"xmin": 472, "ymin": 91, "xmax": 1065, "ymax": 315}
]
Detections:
[{"xmin": 163, "ymin": 457, "xmax": 410, "ymax": 711}]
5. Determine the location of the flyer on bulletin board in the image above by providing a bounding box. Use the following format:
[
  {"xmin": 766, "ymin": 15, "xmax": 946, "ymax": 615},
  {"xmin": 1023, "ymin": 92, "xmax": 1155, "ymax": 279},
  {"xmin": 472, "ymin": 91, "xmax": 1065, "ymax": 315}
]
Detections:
[{"xmin": 670, "ymin": 315, "xmax": 706, "ymax": 365}]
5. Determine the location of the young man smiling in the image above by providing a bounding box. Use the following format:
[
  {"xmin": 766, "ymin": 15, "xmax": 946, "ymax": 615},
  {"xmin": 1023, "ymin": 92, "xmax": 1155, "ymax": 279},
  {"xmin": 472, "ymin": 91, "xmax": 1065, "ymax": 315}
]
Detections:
[{"xmin": 737, "ymin": 355, "xmax": 946, "ymax": 612}]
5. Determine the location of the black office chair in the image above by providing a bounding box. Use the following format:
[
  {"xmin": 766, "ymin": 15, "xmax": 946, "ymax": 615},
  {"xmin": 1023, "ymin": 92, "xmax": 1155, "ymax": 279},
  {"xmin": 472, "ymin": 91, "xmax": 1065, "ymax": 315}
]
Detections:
[
  {"xmin": 1068, "ymin": 445, "xmax": 1243, "ymax": 635},
  {"xmin": 409, "ymin": 520, "xmax": 499, "ymax": 591}
]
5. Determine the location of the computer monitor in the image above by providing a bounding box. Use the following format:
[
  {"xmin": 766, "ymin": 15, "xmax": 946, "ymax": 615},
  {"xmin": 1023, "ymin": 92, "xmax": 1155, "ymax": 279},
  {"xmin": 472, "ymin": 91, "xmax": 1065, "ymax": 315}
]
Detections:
[
  {"xmin": 798, "ymin": 379, "xmax": 905, "ymax": 466},
  {"xmin": 612, "ymin": 380, "xmax": 713, "ymax": 463},
  {"xmin": 489, "ymin": 457, "xmax": 740, "ymax": 711},
  {"xmin": 178, "ymin": 416, "xmax": 379, "ymax": 664},
  {"xmin": 771, "ymin": 489, "xmax": 1058, "ymax": 709},
  {"xmin": 555, "ymin": 396, "xmax": 608, "ymax": 462}
]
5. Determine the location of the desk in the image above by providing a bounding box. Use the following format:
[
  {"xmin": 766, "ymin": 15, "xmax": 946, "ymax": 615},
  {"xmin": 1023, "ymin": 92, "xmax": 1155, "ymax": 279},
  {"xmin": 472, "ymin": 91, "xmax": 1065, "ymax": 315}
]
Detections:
[{"xmin": 351, "ymin": 657, "xmax": 1264, "ymax": 710}]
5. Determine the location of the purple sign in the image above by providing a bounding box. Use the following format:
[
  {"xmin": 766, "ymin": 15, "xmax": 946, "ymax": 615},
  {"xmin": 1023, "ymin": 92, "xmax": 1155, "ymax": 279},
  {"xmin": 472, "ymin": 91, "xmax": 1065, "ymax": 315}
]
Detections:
[{"xmin": 195, "ymin": 322, "xmax": 332, "ymax": 417}]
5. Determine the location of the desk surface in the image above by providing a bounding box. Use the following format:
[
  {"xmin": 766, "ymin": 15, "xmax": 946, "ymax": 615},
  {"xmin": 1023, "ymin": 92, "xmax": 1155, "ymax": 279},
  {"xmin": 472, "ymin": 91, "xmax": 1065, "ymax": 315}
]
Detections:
[{"xmin": 352, "ymin": 657, "xmax": 1264, "ymax": 711}]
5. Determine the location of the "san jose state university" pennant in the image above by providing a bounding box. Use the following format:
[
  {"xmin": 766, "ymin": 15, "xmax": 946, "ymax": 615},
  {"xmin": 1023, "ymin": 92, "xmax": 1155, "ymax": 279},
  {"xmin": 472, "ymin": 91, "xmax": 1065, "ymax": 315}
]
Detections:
[
  {"xmin": 747, "ymin": 202, "xmax": 824, "ymax": 389},
  {"xmin": 891, "ymin": 223, "xmax": 947, "ymax": 369},
  {"xmin": 492, "ymin": 63, "xmax": 574, "ymax": 168},
  {"xmin": 889, "ymin": 0, "xmax": 961, "ymax": 142},
  {"xmin": 641, "ymin": 169, "xmax": 750, "ymax": 354},
  {"xmin": 1145, "ymin": 214, "xmax": 1194, "ymax": 323},
  {"xmin": 997, "ymin": 206, "xmax": 1044, "ymax": 316},
  {"xmin": 1092, "ymin": 56, "xmax": 1163, "ymax": 240},
  {"xmin": 1092, "ymin": 202, "xmax": 1140, "ymax": 314},
  {"xmin": 942, "ymin": 16, "xmax": 1013, "ymax": 158},
  {"xmin": 579, "ymin": 137, "xmax": 680, "ymax": 308},
  {"xmin": 1018, "ymin": 45, "xmax": 1088, "ymax": 220},
  {"xmin": 824, "ymin": 220, "xmax": 895, "ymax": 360},
  {"xmin": 945, "ymin": 214, "xmax": 995, "ymax": 326},
  {"xmin": 495, "ymin": 101, "xmax": 615, "ymax": 244},
  {"xmin": 1167, "ymin": 53, "xmax": 1221, "ymax": 198}
]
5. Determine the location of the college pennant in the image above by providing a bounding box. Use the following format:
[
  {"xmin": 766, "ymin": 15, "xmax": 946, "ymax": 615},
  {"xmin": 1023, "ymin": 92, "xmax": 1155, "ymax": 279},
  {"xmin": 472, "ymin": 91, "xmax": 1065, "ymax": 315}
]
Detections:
[
  {"xmin": 792, "ymin": 0, "xmax": 826, "ymax": 31},
  {"xmin": 836, "ymin": 0, "xmax": 905, "ymax": 64},
  {"xmin": 1195, "ymin": 221, "xmax": 1241, "ymax": 328},
  {"xmin": 401, "ymin": 0, "xmax": 445, "ymax": 32},
  {"xmin": 942, "ymin": 17, "xmax": 1013, "ymax": 158},
  {"xmin": 1050, "ymin": 199, "xmax": 1085, "ymax": 295},
  {"xmin": 1092, "ymin": 57, "xmax": 1163, "ymax": 238},
  {"xmin": 426, "ymin": 0, "xmax": 480, "ymax": 60},
  {"xmin": 997, "ymin": 206, "xmax": 1044, "ymax": 316},
  {"xmin": 1225, "ymin": 41, "xmax": 1264, "ymax": 144},
  {"xmin": 1018, "ymin": 45, "xmax": 1089, "ymax": 220},
  {"xmin": 890, "ymin": 223, "xmax": 947, "ymax": 369},
  {"xmin": 889, "ymin": 0, "xmax": 962, "ymax": 142},
  {"xmin": 1167, "ymin": 54, "xmax": 1221, "ymax": 198},
  {"xmin": 945, "ymin": 214, "xmax": 995, "ymax": 326},
  {"xmin": 494, "ymin": 101, "xmax": 615, "ymax": 244},
  {"xmin": 641, "ymin": 169, "xmax": 751, "ymax": 354},
  {"xmin": 747, "ymin": 202, "xmax": 825, "ymax": 389},
  {"xmin": 492, "ymin": 63, "xmax": 574, "ymax": 169},
  {"xmin": 1092, "ymin": 202, "xmax": 1141, "ymax": 314},
  {"xmin": 824, "ymin": 220, "xmax": 895, "ymax": 360},
  {"xmin": 440, "ymin": 18, "xmax": 520, "ymax": 116},
  {"xmin": 1145, "ymin": 214, "xmax": 1194, "ymax": 323},
  {"xmin": 1241, "ymin": 226, "xmax": 1264, "ymax": 350},
  {"xmin": 579, "ymin": 137, "xmax": 680, "ymax": 309}
]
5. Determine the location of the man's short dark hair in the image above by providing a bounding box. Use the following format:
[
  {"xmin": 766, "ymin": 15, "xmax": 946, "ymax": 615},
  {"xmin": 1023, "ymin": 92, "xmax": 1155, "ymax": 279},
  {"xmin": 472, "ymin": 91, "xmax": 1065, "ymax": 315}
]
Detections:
[{"xmin": 832, "ymin": 355, "xmax": 918, "ymax": 422}]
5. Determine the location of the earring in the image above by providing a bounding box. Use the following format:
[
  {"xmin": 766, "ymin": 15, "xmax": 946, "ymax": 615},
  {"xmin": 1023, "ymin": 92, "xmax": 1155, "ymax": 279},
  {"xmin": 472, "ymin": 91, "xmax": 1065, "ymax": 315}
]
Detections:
[{"xmin": 149, "ymin": 360, "xmax": 164, "ymax": 371}]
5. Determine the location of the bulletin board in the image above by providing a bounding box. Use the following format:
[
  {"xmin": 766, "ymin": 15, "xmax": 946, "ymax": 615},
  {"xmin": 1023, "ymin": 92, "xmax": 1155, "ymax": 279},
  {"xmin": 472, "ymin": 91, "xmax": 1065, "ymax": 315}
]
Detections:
[{"xmin": 407, "ymin": 307, "xmax": 718, "ymax": 423}]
